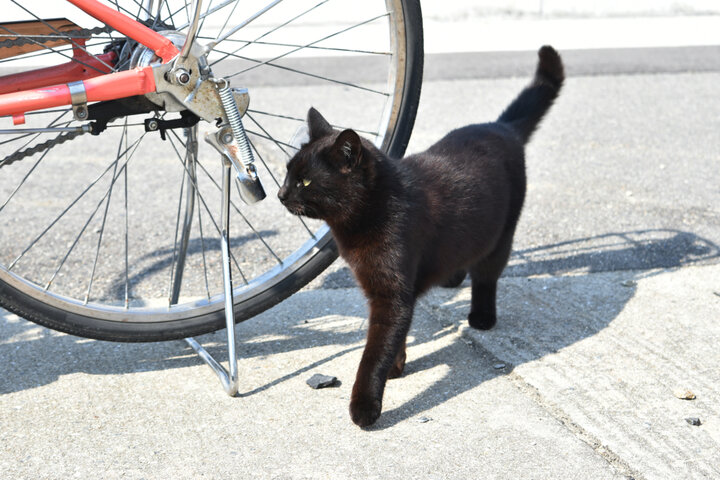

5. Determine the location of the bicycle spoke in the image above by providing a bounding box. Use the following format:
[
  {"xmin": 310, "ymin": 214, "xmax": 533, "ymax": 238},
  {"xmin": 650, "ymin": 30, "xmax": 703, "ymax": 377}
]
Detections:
[
  {"xmin": 0, "ymin": 114, "xmax": 70, "ymax": 152},
  {"xmin": 208, "ymin": 0, "xmax": 330, "ymax": 62},
  {"xmin": 46, "ymin": 153, "xmax": 129, "ymax": 292},
  {"xmin": 195, "ymin": 169, "xmax": 212, "ymax": 300},
  {"xmin": 213, "ymin": 48, "xmax": 389, "ymax": 96},
  {"xmin": 106, "ymin": 123, "xmax": 146, "ymax": 128},
  {"xmin": 169, "ymin": 124, "xmax": 242, "ymax": 296},
  {"xmin": 0, "ymin": 41, "xmax": 111, "ymax": 66},
  {"xmin": 0, "ymin": 25, "xmax": 109, "ymax": 75},
  {"xmin": 214, "ymin": 0, "xmax": 241, "ymax": 45},
  {"xmin": 196, "ymin": 0, "xmax": 214, "ymax": 35},
  {"xmin": 245, "ymin": 142, "xmax": 283, "ymax": 190},
  {"xmin": 0, "ymin": 145, "xmax": 52, "ymax": 212},
  {"xmin": 239, "ymin": 114, "xmax": 291, "ymax": 182},
  {"xmin": 8, "ymin": 1, "xmax": 116, "ymax": 73},
  {"xmin": 123, "ymin": 143, "xmax": 130, "ymax": 308},
  {"xmin": 150, "ymin": 2, "xmax": 163, "ymax": 30},
  {"xmin": 246, "ymin": 109, "xmax": 378, "ymax": 137},
  {"xmin": 160, "ymin": 1, "xmax": 187, "ymax": 29},
  {"xmin": 199, "ymin": 36, "xmax": 391, "ymax": 56},
  {"xmin": 184, "ymin": 0, "xmax": 193, "ymax": 25},
  {"xmin": 0, "ymin": 115, "xmax": 72, "ymax": 211},
  {"xmin": 188, "ymin": 148, "xmax": 285, "ymax": 265},
  {"xmin": 238, "ymin": 129, "xmax": 316, "ymax": 240},
  {"xmin": 176, "ymin": 0, "xmax": 235, "ymax": 30},
  {"xmin": 205, "ymin": 0, "xmax": 285, "ymax": 53},
  {"xmin": 165, "ymin": 132, "xmax": 248, "ymax": 283},
  {"xmin": 166, "ymin": 129, "xmax": 288, "ymax": 265},
  {"xmin": 230, "ymin": 12, "xmax": 390, "ymax": 79},
  {"xmin": 126, "ymin": 0, "xmax": 154, "ymax": 21},
  {"xmin": 167, "ymin": 125, "xmax": 203, "ymax": 306},
  {"xmin": 0, "ymin": 132, "xmax": 37, "ymax": 148},
  {"xmin": 231, "ymin": 183, "xmax": 282, "ymax": 272},
  {"xmin": 85, "ymin": 121, "xmax": 130, "ymax": 304},
  {"xmin": 246, "ymin": 130, "xmax": 295, "ymax": 156},
  {"xmin": 167, "ymin": 143, "xmax": 188, "ymax": 305},
  {"xmin": 8, "ymin": 134, "xmax": 147, "ymax": 271},
  {"xmin": 0, "ymin": 35, "xmax": 115, "ymax": 43},
  {"xmin": 148, "ymin": 0, "xmax": 176, "ymax": 28}
]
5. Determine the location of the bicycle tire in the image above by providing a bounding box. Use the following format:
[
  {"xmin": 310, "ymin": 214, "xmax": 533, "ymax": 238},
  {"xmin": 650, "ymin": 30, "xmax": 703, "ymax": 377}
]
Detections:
[{"xmin": 0, "ymin": 0, "xmax": 423, "ymax": 342}]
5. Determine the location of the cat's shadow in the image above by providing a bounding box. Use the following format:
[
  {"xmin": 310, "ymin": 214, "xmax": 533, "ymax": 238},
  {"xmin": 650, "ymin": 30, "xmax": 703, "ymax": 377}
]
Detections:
[
  {"xmin": 362, "ymin": 228, "xmax": 720, "ymax": 429},
  {"xmin": 1, "ymin": 229, "xmax": 718, "ymax": 429},
  {"xmin": 373, "ymin": 274, "xmax": 634, "ymax": 429}
]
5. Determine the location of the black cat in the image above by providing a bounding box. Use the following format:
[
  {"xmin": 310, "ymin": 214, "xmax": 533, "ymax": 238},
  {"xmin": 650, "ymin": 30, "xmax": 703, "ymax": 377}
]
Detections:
[{"xmin": 278, "ymin": 46, "xmax": 564, "ymax": 427}]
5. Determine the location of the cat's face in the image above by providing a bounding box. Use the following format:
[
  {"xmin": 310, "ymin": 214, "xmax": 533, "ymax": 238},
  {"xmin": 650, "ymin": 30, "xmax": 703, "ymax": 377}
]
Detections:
[
  {"xmin": 278, "ymin": 108, "xmax": 369, "ymax": 222},
  {"xmin": 277, "ymin": 140, "xmax": 336, "ymax": 220}
]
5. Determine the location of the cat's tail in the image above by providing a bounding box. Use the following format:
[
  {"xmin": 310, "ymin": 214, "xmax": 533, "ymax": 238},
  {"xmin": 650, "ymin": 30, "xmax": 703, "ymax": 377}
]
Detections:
[{"xmin": 497, "ymin": 45, "xmax": 564, "ymax": 144}]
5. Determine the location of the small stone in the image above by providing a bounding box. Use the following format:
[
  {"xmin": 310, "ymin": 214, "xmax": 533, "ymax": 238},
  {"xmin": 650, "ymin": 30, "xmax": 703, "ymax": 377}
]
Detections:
[
  {"xmin": 417, "ymin": 416, "xmax": 431, "ymax": 423},
  {"xmin": 493, "ymin": 363, "xmax": 506, "ymax": 370},
  {"xmin": 673, "ymin": 388, "xmax": 696, "ymax": 400},
  {"xmin": 621, "ymin": 280, "xmax": 637, "ymax": 287},
  {"xmin": 685, "ymin": 417, "xmax": 702, "ymax": 426},
  {"xmin": 713, "ymin": 291, "xmax": 720, "ymax": 298},
  {"xmin": 306, "ymin": 374, "xmax": 339, "ymax": 389}
]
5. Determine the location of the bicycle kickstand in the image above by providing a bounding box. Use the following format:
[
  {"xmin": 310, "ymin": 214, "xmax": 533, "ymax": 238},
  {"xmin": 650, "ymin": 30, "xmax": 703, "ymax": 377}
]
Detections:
[
  {"xmin": 184, "ymin": 155, "xmax": 240, "ymax": 396},
  {"xmin": 183, "ymin": 76, "xmax": 266, "ymax": 396}
]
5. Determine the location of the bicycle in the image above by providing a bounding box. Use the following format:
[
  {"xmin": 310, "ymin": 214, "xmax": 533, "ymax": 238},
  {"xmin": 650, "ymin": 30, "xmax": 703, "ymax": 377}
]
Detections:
[{"xmin": 0, "ymin": 0, "xmax": 422, "ymax": 392}]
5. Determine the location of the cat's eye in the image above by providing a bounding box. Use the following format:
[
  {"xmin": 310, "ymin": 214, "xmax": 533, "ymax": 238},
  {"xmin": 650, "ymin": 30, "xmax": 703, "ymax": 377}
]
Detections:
[{"xmin": 296, "ymin": 179, "xmax": 311, "ymax": 188}]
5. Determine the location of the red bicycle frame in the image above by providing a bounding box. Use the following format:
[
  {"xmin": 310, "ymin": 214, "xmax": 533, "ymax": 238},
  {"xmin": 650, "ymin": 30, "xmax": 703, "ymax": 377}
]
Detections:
[{"xmin": 0, "ymin": 0, "xmax": 180, "ymax": 120}]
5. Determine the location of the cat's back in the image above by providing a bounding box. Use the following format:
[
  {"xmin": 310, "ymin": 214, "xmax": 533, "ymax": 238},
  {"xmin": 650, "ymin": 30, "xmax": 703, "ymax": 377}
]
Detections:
[
  {"xmin": 395, "ymin": 120, "xmax": 527, "ymax": 241},
  {"xmin": 400, "ymin": 121, "xmax": 524, "ymax": 199},
  {"xmin": 426, "ymin": 122, "xmax": 523, "ymax": 163}
]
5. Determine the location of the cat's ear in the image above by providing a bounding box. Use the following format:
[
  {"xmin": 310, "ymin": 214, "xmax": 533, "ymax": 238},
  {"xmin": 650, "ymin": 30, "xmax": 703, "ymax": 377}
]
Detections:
[
  {"xmin": 331, "ymin": 129, "xmax": 363, "ymax": 173},
  {"xmin": 307, "ymin": 107, "xmax": 333, "ymax": 141}
]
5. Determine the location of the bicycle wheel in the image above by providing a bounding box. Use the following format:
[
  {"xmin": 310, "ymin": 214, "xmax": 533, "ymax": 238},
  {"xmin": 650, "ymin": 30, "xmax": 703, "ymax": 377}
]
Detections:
[{"xmin": 0, "ymin": 0, "xmax": 423, "ymax": 341}]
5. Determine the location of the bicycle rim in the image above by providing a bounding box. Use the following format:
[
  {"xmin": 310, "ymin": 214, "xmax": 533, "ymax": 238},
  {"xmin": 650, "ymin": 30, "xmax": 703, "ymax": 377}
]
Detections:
[{"xmin": 0, "ymin": 0, "xmax": 423, "ymax": 341}]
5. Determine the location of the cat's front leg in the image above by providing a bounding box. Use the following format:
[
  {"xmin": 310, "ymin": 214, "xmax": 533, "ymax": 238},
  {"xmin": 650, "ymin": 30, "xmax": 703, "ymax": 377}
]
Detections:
[{"xmin": 350, "ymin": 296, "xmax": 413, "ymax": 427}]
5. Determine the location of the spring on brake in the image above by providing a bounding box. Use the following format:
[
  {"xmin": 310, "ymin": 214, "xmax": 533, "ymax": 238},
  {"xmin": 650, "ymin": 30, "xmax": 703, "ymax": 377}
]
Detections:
[{"xmin": 217, "ymin": 80, "xmax": 256, "ymax": 170}]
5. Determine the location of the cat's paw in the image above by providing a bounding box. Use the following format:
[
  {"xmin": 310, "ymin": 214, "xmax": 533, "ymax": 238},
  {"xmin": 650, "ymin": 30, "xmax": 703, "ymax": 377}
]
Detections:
[
  {"xmin": 468, "ymin": 311, "xmax": 496, "ymax": 330},
  {"xmin": 350, "ymin": 396, "xmax": 382, "ymax": 428}
]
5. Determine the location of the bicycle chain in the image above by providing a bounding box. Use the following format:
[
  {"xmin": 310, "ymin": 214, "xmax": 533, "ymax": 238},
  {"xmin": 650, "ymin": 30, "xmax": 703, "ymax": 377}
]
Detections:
[
  {"xmin": 0, "ymin": 26, "xmax": 113, "ymax": 50},
  {"xmin": 0, "ymin": 130, "xmax": 86, "ymax": 168},
  {"xmin": 0, "ymin": 26, "xmax": 114, "ymax": 167}
]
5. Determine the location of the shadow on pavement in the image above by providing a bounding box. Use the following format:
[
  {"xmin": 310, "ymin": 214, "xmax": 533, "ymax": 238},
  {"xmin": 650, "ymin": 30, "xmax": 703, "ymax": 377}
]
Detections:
[
  {"xmin": 104, "ymin": 231, "xmax": 277, "ymax": 302},
  {"xmin": 2, "ymin": 229, "xmax": 718, "ymax": 425},
  {"xmin": 505, "ymin": 228, "xmax": 719, "ymax": 277}
]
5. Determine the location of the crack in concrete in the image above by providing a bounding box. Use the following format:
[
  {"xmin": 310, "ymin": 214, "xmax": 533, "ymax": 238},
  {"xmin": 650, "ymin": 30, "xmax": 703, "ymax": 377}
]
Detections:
[{"xmin": 505, "ymin": 369, "xmax": 644, "ymax": 480}]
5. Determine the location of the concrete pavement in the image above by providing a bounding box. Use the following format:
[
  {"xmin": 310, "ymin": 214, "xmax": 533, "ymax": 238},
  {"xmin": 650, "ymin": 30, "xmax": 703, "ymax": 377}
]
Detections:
[
  {"xmin": 2, "ymin": 263, "xmax": 718, "ymax": 478},
  {"xmin": 2, "ymin": 5, "xmax": 720, "ymax": 480}
]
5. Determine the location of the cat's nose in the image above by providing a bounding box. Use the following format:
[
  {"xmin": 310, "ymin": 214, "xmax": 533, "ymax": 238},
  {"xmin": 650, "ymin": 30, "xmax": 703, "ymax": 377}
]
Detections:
[{"xmin": 277, "ymin": 185, "xmax": 289, "ymax": 203}]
